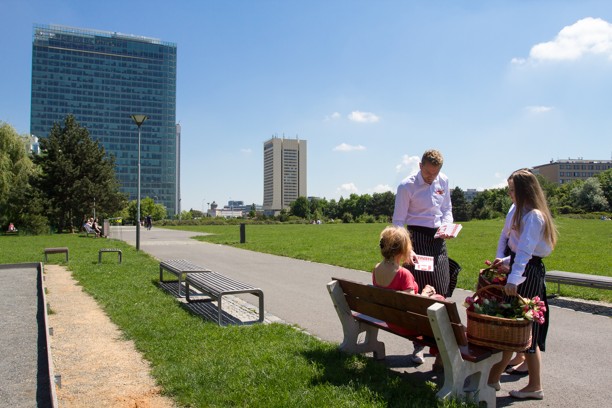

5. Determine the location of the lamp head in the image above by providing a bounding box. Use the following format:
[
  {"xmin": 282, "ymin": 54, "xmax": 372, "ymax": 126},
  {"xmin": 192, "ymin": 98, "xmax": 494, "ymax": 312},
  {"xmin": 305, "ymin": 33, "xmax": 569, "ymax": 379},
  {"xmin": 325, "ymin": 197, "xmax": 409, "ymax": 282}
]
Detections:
[{"xmin": 130, "ymin": 114, "xmax": 148, "ymax": 127}]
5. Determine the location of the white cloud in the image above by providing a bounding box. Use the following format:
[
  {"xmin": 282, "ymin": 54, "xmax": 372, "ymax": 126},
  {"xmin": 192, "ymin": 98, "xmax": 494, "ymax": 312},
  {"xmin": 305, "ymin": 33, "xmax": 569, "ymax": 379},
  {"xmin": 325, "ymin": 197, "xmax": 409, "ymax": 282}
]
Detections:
[
  {"xmin": 395, "ymin": 154, "xmax": 420, "ymax": 174},
  {"xmin": 324, "ymin": 112, "xmax": 341, "ymax": 121},
  {"xmin": 371, "ymin": 184, "xmax": 393, "ymax": 194},
  {"xmin": 513, "ymin": 17, "xmax": 612, "ymax": 64},
  {"xmin": 337, "ymin": 182, "xmax": 359, "ymax": 195},
  {"xmin": 333, "ymin": 143, "xmax": 366, "ymax": 152},
  {"xmin": 348, "ymin": 111, "xmax": 380, "ymax": 123},
  {"xmin": 525, "ymin": 105, "xmax": 553, "ymax": 114},
  {"xmin": 240, "ymin": 148, "xmax": 252, "ymax": 154}
]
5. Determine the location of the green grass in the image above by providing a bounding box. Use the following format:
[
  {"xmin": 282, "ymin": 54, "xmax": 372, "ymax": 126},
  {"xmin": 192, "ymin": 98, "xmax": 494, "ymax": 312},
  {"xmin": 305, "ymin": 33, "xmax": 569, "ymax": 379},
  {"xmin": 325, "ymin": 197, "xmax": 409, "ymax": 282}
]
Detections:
[
  {"xmin": 174, "ymin": 217, "xmax": 612, "ymax": 302},
  {"xmin": 0, "ymin": 233, "xmax": 470, "ymax": 407}
]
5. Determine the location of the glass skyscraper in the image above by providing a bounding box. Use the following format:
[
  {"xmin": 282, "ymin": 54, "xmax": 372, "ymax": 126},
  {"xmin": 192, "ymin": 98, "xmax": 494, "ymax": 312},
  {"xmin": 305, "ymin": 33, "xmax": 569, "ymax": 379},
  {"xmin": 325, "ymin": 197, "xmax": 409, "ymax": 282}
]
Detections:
[{"xmin": 30, "ymin": 24, "xmax": 178, "ymax": 215}]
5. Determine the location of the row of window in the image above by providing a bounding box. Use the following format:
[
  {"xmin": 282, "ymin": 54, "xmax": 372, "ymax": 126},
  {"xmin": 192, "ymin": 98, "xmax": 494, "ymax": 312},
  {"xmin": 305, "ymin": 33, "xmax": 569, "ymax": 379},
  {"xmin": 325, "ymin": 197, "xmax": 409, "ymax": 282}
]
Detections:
[
  {"xmin": 559, "ymin": 172, "xmax": 602, "ymax": 177},
  {"xmin": 558, "ymin": 163, "xmax": 610, "ymax": 170}
]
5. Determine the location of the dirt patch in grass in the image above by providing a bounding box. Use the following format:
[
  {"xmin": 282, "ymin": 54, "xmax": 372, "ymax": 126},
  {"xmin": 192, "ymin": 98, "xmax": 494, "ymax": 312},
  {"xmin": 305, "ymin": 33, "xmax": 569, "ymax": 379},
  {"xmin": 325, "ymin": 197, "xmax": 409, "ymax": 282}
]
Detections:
[{"xmin": 45, "ymin": 265, "xmax": 175, "ymax": 408}]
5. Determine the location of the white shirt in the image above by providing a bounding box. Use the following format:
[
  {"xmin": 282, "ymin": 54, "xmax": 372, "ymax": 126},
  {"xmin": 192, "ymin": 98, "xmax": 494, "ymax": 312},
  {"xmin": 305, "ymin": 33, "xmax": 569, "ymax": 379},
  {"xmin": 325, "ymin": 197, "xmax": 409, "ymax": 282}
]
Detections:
[
  {"xmin": 392, "ymin": 171, "xmax": 453, "ymax": 228},
  {"xmin": 496, "ymin": 204, "xmax": 552, "ymax": 286}
]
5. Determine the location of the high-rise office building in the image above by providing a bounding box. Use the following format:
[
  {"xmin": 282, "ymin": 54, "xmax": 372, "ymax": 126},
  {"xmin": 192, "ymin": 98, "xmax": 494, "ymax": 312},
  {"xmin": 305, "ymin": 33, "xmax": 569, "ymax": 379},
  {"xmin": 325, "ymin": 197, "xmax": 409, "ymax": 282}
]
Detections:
[
  {"xmin": 263, "ymin": 137, "xmax": 307, "ymax": 215},
  {"xmin": 30, "ymin": 24, "xmax": 178, "ymax": 215}
]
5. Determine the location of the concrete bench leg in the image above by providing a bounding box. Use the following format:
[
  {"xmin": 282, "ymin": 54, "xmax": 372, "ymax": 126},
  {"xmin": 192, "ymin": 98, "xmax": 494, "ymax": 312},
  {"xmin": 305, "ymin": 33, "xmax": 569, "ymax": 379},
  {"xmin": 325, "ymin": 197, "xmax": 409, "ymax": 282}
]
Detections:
[
  {"xmin": 327, "ymin": 280, "xmax": 386, "ymax": 360},
  {"xmin": 427, "ymin": 303, "xmax": 502, "ymax": 408}
]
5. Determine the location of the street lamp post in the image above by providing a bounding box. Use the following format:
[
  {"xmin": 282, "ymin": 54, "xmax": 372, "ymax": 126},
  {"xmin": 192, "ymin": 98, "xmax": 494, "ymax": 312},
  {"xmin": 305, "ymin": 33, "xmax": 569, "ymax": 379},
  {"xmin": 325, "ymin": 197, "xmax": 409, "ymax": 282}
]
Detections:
[{"xmin": 130, "ymin": 114, "xmax": 148, "ymax": 251}]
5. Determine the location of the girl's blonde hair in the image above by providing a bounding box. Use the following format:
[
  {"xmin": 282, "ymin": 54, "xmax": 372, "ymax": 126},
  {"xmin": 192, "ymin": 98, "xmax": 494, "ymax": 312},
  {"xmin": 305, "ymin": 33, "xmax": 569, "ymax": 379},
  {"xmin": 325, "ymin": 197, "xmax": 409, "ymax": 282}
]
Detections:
[
  {"xmin": 509, "ymin": 169, "xmax": 558, "ymax": 248},
  {"xmin": 379, "ymin": 226, "xmax": 412, "ymax": 262}
]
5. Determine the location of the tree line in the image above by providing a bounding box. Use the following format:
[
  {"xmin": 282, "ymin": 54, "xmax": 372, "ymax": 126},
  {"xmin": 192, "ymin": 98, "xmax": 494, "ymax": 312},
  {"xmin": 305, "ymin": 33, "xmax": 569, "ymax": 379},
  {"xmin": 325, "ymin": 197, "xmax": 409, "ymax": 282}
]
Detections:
[{"xmin": 285, "ymin": 172, "xmax": 611, "ymax": 223}]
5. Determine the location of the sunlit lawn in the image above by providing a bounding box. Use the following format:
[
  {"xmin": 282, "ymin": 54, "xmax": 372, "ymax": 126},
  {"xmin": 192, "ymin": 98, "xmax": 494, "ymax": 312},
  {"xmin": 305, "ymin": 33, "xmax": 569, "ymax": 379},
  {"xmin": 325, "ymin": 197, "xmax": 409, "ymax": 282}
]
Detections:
[{"xmin": 173, "ymin": 217, "xmax": 612, "ymax": 302}]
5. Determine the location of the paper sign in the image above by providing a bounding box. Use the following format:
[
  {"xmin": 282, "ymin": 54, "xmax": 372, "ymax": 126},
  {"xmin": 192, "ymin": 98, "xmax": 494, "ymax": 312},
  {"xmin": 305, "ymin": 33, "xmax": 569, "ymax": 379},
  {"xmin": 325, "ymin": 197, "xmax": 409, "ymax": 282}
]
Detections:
[
  {"xmin": 434, "ymin": 223, "xmax": 463, "ymax": 239},
  {"xmin": 414, "ymin": 255, "xmax": 434, "ymax": 272}
]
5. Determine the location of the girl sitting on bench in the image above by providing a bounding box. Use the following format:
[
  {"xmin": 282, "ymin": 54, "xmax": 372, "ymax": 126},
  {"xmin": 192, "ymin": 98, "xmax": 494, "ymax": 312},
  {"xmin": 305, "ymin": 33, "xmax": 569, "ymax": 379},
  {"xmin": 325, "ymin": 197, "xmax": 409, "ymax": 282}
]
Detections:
[{"xmin": 373, "ymin": 226, "xmax": 445, "ymax": 366}]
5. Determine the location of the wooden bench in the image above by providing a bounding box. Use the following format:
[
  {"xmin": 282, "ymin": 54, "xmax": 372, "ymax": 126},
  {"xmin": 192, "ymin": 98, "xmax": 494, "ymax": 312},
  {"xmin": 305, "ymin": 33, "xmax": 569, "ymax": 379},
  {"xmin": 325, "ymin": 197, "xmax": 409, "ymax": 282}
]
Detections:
[
  {"xmin": 327, "ymin": 277, "xmax": 502, "ymax": 408},
  {"xmin": 44, "ymin": 247, "xmax": 69, "ymax": 262},
  {"xmin": 159, "ymin": 259, "xmax": 212, "ymax": 297},
  {"xmin": 185, "ymin": 272, "xmax": 264, "ymax": 326},
  {"xmin": 98, "ymin": 248, "xmax": 122, "ymax": 264},
  {"xmin": 547, "ymin": 270, "xmax": 612, "ymax": 295}
]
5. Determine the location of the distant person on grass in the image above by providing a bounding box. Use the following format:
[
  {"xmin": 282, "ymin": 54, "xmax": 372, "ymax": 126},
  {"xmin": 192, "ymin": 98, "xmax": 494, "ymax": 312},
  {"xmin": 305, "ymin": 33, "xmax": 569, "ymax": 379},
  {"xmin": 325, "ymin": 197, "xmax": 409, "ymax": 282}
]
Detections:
[{"xmin": 487, "ymin": 168, "xmax": 558, "ymax": 401}]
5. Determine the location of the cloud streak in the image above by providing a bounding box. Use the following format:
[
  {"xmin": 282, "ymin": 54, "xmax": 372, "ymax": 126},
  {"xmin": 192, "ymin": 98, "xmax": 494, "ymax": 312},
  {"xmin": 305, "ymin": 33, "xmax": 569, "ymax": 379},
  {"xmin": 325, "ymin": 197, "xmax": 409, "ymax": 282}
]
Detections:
[
  {"xmin": 333, "ymin": 143, "xmax": 366, "ymax": 152},
  {"xmin": 348, "ymin": 111, "xmax": 380, "ymax": 123},
  {"xmin": 525, "ymin": 105, "xmax": 553, "ymax": 114}
]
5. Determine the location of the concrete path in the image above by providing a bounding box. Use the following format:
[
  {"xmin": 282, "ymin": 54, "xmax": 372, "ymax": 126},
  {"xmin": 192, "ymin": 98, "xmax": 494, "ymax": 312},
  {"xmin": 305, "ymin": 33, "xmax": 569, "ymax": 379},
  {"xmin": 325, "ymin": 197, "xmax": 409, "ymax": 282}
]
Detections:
[{"xmin": 111, "ymin": 226, "xmax": 612, "ymax": 407}]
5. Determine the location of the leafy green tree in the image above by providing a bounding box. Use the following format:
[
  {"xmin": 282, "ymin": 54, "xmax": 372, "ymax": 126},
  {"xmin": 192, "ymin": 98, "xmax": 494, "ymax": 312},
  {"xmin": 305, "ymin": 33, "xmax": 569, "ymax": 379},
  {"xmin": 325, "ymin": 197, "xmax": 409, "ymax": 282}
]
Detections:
[
  {"xmin": 570, "ymin": 178, "xmax": 609, "ymax": 212},
  {"xmin": 0, "ymin": 122, "xmax": 46, "ymax": 232},
  {"xmin": 33, "ymin": 115, "xmax": 127, "ymax": 232},
  {"xmin": 126, "ymin": 197, "xmax": 167, "ymax": 223},
  {"xmin": 451, "ymin": 186, "xmax": 471, "ymax": 221},
  {"xmin": 596, "ymin": 169, "xmax": 612, "ymax": 209},
  {"xmin": 289, "ymin": 196, "xmax": 311, "ymax": 219},
  {"xmin": 323, "ymin": 198, "xmax": 339, "ymax": 220},
  {"xmin": 366, "ymin": 191, "xmax": 395, "ymax": 219}
]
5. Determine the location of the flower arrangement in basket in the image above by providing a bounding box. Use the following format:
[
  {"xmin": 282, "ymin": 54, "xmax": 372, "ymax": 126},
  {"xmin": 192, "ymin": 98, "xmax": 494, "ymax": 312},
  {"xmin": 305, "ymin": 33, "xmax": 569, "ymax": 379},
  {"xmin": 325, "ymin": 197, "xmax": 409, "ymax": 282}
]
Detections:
[
  {"xmin": 464, "ymin": 284, "xmax": 547, "ymax": 351},
  {"xmin": 476, "ymin": 261, "xmax": 509, "ymax": 301}
]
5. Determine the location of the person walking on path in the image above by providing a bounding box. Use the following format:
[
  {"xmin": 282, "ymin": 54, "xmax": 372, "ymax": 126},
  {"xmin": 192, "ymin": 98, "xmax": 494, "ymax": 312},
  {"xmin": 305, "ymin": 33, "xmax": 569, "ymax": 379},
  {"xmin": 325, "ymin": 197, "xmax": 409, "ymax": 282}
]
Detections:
[
  {"xmin": 392, "ymin": 149, "xmax": 454, "ymax": 364},
  {"xmin": 487, "ymin": 168, "xmax": 558, "ymax": 401}
]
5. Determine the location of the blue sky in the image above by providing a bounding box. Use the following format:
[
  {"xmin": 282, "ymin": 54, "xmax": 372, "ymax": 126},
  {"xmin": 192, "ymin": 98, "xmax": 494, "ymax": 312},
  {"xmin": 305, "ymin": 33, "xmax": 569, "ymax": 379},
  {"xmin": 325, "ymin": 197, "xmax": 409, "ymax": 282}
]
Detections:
[{"xmin": 2, "ymin": 1, "xmax": 612, "ymax": 212}]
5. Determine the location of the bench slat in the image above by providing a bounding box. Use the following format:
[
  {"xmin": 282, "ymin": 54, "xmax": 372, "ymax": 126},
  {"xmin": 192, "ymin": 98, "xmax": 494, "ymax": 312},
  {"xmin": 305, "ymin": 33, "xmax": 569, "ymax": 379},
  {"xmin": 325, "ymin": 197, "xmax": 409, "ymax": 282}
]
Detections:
[{"xmin": 185, "ymin": 271, "xmax": 264, "ymax": 325}]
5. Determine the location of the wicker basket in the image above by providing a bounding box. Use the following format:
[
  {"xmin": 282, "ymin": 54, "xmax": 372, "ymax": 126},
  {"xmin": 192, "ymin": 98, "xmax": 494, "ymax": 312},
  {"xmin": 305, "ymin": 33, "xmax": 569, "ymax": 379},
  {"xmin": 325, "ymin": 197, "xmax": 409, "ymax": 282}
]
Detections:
[{"xmin": 466, "ymin": 285, "xmax": 532, "ymax": 351}]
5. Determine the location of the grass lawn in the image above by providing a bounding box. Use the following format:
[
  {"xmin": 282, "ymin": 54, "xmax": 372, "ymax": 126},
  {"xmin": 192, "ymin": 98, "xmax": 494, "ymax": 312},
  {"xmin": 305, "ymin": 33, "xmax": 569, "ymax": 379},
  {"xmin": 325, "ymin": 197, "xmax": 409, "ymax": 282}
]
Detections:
[
  {"xmin": 174, "ymin": 217, "xmax": 612, "ymax": 303},
  {"xmin": 0, "ymin": 234, "xmax": 471, "ymax": 408}
]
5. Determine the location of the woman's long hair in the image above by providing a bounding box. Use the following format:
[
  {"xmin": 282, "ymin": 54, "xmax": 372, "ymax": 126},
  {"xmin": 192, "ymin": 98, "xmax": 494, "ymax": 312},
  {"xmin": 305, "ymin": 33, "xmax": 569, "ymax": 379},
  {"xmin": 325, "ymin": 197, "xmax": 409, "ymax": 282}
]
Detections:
[{"xmin": 509, "ymin": 169, "xmax": 558, "ymax": 248}]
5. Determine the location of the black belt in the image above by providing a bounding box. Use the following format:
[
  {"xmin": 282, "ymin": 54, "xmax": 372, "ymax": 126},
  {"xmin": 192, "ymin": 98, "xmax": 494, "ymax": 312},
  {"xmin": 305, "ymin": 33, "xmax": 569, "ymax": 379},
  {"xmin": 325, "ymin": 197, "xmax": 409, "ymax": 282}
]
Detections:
[
  {"xmin": 407, "ymin": 225, "xmax": 438, "ymax": 237},
  {"xmin": 509, "ymin": 249, "xmax": 543, "ymax": 265}
]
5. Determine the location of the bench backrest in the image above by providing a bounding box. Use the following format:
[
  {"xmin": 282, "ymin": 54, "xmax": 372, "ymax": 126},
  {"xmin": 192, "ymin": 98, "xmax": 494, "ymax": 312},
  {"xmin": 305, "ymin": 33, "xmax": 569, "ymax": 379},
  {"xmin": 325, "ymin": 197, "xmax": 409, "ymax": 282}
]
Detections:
[{"xmin": 332, "ymin": 277, "xmax": 467, "ymax": 346}]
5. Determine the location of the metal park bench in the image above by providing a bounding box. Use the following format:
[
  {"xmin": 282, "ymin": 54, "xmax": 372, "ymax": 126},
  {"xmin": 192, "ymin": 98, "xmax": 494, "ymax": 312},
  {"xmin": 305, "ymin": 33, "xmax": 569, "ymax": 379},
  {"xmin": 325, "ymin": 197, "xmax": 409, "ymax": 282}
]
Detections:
[
  {"xmin": 547, "ymin": 270, "xmax": 612, "ymax": 296},
  {"xmin": 185, "ymin": 272, "xmax": 265, "ymax": 326},
  {"xmin": 98, "ymin": 248, "xmax": 122, "ymax": 264},
  {"xmin": 159, "ymin": 259, "xmax": 211, "ymax": 297},
  {"xmin": 44, "ymin": 247, "xmax": 69, "ymax": 262}
]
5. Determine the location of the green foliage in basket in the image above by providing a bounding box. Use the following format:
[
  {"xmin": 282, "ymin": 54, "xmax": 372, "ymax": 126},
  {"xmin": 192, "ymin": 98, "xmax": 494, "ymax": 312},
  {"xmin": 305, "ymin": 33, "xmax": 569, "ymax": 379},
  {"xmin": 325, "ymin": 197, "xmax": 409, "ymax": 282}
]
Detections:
[{"xmin": 464, "ymin": 294, "xmax": 546, "ymax": 324}]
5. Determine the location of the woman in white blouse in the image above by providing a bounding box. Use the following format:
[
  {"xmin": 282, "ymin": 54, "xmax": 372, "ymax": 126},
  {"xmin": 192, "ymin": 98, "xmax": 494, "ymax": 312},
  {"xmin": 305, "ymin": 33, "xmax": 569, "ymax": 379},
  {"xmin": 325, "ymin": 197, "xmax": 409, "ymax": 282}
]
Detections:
[{"xmin": 487, "ymin": 169, "xmax": 558, "ymax": 400}]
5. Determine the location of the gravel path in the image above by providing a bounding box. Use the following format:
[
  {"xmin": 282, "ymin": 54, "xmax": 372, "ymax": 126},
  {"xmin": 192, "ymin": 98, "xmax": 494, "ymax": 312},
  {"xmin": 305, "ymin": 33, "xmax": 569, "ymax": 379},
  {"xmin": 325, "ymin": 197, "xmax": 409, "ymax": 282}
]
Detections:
[{"xmin": 45, "ymin": 265, "xmax": 175, "ymax": 408}]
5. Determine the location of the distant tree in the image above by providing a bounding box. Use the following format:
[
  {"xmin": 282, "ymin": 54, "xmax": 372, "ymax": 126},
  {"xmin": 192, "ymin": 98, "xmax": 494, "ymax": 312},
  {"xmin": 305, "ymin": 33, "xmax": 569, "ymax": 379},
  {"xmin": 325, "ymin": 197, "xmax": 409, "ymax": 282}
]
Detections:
[
  {"xmin": 596, "ymin": 169, "xmax": 612, "ymax": 209},
  {"xmin": 33, "ymin": 115, "xmax": 127, "ymax": 232},
  {"xmin": 366, "ymin": 191, "xmax": 395, "ymax": 218},
  {"xmin": 451, "ymin": 186, "xmax": 471, "ymax": 221},
  {"xmin": 289, "ymin": 196, "xmax": 311, "ymax": 218},
  {"xmin": 126, "ymin": 197, "xmax": 167, "ymax": 223},
  {"xmin": 570, "ymin": 178, "xmax": 609, "ymax": 212},
  {"xmin": 0, "ymin": 122, "xmax": 47, "ymax": 232},
  {"xmin": 323, "ymin": 198, "xmax": 339, "ymax": 220}
]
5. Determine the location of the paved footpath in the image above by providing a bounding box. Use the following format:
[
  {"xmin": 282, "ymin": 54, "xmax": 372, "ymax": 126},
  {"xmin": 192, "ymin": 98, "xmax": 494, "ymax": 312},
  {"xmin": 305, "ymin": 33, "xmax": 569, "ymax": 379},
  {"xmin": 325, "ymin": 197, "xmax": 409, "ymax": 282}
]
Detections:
[{"xmin": 111, "ymin": 226, "xmax": 611, "ymax": 407}]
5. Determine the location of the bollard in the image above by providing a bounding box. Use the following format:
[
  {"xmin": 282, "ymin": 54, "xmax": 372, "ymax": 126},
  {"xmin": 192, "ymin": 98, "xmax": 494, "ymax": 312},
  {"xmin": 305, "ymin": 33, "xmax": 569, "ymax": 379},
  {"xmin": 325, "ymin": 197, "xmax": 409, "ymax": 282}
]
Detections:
[{"xmin": 240, "ymin": 223, "xmax": 246, "ymax": 243}]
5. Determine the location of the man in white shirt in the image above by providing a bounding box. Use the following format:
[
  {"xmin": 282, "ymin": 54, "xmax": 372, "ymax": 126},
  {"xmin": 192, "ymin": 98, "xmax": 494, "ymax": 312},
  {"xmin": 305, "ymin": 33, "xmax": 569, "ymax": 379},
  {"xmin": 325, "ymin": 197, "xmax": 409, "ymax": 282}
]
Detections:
[{"xmin": 392, "ymin": 149, "xmax": 453, "ymax": 364}]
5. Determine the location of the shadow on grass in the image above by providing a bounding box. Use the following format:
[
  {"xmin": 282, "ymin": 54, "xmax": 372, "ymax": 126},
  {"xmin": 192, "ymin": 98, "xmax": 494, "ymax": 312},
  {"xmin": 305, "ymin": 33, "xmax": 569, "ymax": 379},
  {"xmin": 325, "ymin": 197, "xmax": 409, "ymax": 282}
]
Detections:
[{"xmin": 300, "ymin": 347, "xmax": 443, "ymax": 407}]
